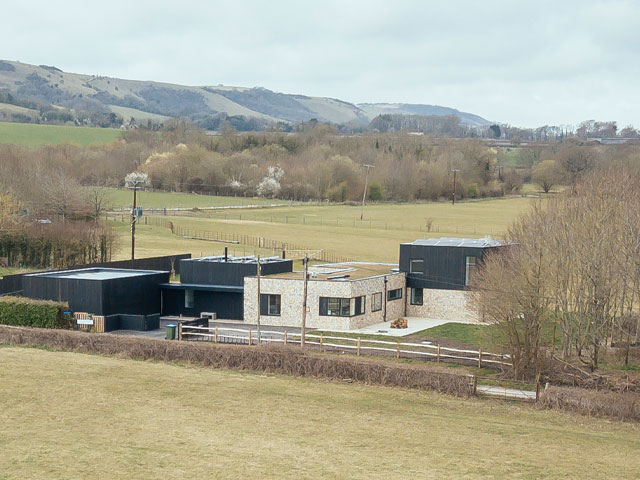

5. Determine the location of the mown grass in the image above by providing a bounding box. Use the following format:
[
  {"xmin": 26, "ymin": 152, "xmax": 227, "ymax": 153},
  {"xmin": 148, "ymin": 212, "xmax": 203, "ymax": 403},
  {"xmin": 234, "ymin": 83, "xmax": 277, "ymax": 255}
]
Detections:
[
  {"xmin": 103, "ymin": 187, "xmax": 293, "ymax": 209},
  {"xmin": 1, "ymin": 346, "xmax": 638, "ymax": 479},
  {"xmin": 0, "ymin": 121, "xmax": 122, "ymax": 146},
  {"xmin": 108, "ymin": 195, "xmax": 536, "ymax": 262}
]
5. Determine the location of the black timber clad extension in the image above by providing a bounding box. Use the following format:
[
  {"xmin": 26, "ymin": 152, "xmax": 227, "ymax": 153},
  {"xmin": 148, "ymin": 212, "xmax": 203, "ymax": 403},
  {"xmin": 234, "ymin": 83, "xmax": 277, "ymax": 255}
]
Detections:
[
  {"xmin": 180, "ymin": 258, "xmax": 293, "ymax": 286},
  {"xmin": 22, "ymin": 268, "xmax": 169, "ymax": 315},
  {"xmin": 162, "ymin": 288, "xmax": 244, "ymax": 319},
  {"xmin": 399, "ymin": 241, "xmax": 502, "ymax": 290}
]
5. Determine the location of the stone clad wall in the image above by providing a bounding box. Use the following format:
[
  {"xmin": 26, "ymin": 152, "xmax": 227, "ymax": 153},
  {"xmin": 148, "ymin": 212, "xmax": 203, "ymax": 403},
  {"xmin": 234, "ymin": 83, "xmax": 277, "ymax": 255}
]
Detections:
[
  {"xmin": 244, "ymin": 272, "xmax": 406, "ymax": 330},
  {"xmin": 405, "ymin": 287, "xmax": 480, "ymax": 323},
  {"xmin": 348, "ymin": 273, "xmax": 405, "ymax": 329}
]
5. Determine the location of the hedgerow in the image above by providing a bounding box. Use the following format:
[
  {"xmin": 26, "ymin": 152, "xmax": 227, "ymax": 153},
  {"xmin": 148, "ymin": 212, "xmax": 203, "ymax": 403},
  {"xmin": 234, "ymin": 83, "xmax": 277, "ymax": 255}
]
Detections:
[{"xmin": 0, "ymin": 296, "xmax": 68, "ymax": 328}]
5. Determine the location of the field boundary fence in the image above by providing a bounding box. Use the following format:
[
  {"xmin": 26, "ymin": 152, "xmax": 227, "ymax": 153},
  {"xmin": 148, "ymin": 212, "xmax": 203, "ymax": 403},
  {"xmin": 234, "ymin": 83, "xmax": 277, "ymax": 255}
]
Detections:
[
  {"xmin": 108, "ymin": 215, "xmax": 353, "ymax": 263},
  {"xmin": 106, "ymin": 210, "xmax": 498, "ymax": 237},
  {"xmin": 178, "ymin": 325, "xmax": 512, "ymax": 369}
]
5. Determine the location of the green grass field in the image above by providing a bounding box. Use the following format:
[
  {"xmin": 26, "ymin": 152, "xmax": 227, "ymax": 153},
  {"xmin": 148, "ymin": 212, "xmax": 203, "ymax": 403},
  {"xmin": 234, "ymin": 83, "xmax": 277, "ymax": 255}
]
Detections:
[
  {"xmin": 110, "ymin": 196, "xmax": 536, "ymax": 262},
  {"xmin": 104, "ymin": 187, "xmax": 293, "ymax": 209},
  {"xmin": 1, "ymin": 346, "xmax": 638, "ymax": 479},
  {"xmin": 0, "ymin": 121, "xmax": 122, "ymax": 146}
]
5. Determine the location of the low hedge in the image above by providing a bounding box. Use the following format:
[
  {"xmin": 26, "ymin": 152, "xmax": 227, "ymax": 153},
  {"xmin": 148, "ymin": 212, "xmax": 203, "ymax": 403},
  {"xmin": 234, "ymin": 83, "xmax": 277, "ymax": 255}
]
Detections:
[{"xmin": 0, "ymin": 296, "xmax": 68, "ymax": 328}]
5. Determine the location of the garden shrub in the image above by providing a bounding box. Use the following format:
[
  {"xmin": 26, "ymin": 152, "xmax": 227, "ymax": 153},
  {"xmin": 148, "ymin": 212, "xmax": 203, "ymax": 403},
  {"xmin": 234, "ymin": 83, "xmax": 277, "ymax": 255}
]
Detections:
[{"xmin": 0, "ymin": 296, "xmax": 68, "ymax": 328}]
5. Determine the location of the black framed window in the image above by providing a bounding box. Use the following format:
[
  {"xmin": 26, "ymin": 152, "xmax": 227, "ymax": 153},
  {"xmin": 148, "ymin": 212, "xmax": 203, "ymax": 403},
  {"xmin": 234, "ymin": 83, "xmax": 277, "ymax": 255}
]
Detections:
[
  {"xmin": 409, "ymin": 259, "xmax": 424, "ymax": 274},
  {"xmin": 353, "ymin": 296, "xmax": 365, "ymax": 315},
  {"xmin": 387, "ymin": 288, "xmax": 402, "ymax": 301},
  {"xmin": 260, "ymin": 294, "xmax": 281, "ymax": 316},
  {"xmin": 320, "ymin": 297, "xmax": 364, "ymax": 317},
  {"xmin": 371, "ymin": 292, "xmax": 382, "ymax": 312},
  {"xmin": 410, "ymin": 288, "xmax": 423, "ymax": 305}
]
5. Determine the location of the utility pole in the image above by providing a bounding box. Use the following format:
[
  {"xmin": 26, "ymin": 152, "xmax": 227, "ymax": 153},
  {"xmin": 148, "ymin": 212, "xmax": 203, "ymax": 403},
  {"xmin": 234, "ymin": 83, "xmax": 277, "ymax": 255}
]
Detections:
[
  {"xmin": 301, "ymin": 255, "xmax": 309, "ymax": 347},
  {"xmin": 360, "ymin": 164, "xmax": 375, "ymax": 220},
  {"xmin": 451, "ymin": 169, "xmax": 460, "ymax": 206},
  {"xmin": 131, "ymin": 186, "xmax": 137, "ymax": 260},
  {"xmin": 125, "ymin": 172, "xmax": 147, "ymax": 261},
  {"xmin": 256, "ymin": 255, "xmax": 261, "ymax": 345}
]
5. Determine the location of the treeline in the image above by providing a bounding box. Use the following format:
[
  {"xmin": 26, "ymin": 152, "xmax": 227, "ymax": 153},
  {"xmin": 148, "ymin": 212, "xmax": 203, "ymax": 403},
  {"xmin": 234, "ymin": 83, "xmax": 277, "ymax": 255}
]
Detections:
[
  {"xmin": 0, "ymin": 157, "xmax": 115, "ymax": 269},
  {"xmin": 3, "ymin": 124, "xmax": 640, "ymax": 204},
  {"xmin": 473, "ymin": 166, "xmax": 640, "ymax": 378}
]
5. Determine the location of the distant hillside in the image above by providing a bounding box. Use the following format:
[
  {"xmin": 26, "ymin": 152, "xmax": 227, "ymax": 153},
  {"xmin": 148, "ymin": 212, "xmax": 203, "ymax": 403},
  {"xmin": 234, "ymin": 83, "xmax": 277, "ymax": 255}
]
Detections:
[
  {"xmin": 0, "ymin": 60, "xmax": 491, "ymax": 129},
  {"xmin": 358, "ymin": 103, "xmax": 491, "ymax": 127}
]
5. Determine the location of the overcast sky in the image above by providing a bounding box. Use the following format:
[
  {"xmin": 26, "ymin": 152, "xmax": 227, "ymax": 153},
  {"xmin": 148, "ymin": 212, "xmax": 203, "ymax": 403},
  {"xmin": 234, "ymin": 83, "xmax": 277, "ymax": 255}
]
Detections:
[{"xmin": 4, "ymin": 1, "xmax": 639, "ymax": 127}]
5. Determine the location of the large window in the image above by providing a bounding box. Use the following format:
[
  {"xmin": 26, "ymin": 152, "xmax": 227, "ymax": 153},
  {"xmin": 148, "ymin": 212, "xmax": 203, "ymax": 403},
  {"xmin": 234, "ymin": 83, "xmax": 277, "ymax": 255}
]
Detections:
[
  {"xmin": 185, "ymin": 289, "xmax": 194, "ymax": 309},
  {"xmin": 319, "ymin": 296, "xmax": 365, "ymax": 317},
  {"xmin": 409, "ymin": 259, "xmax": 424, "ymax": 274},
  {"xmin": 260, "ymin": 294, "xmax": 281, "ymax": 316},
  {"xmin": 354, "ymin": 295, "xmax": 365, "ymax": 315},
  {"xmin": 387, "ymin": 288, "xmax": 403, "ymax": 301},
  {"xmin": 410, "ymin": 288, "xmax": 423, "ymax": 305},
  {"xmin": 371, "ymin": 292, "xmax": 382, "ymax": 312},
  {"xmin": 465, "ymin": 256, "xmax": 477, "ymax": 286}
]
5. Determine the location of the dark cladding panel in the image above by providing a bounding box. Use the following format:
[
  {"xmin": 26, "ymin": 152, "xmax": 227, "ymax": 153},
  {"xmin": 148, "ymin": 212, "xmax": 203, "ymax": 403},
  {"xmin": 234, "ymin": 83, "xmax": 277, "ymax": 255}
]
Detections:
[
  {"xmin": 101, "ymin": 271, "xmax": 169, "ymax": 316},
  {"xmin": 400, "ymin": 240, "xmax": 505, "ymax": 290},
  {"xmin": 22, "ymin": 268, "xmax": 168, "ymax": 316},
  {"xmin": 180, "ymin": 258, "xmax": 292, "ymax": 286}
]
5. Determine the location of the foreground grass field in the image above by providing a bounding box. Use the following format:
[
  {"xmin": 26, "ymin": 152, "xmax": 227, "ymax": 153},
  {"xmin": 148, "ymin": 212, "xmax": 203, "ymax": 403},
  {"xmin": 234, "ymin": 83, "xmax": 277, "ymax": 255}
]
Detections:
[
  {"xmin": 0, "ymin": 346, "xmax": 638, "ymax": 479},
  {"xmin": 111, "ymin": 196, "xmax": 536, "ymax": 262},
  {"xmin": 0, "ymin": 121, "xmax": 122, "ymax": 146}
]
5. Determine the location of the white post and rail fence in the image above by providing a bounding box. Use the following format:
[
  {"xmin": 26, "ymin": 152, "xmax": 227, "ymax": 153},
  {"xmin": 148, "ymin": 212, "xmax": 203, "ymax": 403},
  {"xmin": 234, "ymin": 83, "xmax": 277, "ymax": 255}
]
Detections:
[{"xmin": 177, "ymin": 325, "xmax": 511, "ymax": 369}]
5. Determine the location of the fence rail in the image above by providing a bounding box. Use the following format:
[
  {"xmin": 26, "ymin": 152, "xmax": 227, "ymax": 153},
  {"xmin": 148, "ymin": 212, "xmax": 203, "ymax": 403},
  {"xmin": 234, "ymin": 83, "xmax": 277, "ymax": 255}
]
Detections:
[
  {"xmin": 109, "ymin": 215, "xmax": 353, "ymax": 263},
  {"xmin": 178, "ymin": 325, "xmax": 512, "ymax": 368}
]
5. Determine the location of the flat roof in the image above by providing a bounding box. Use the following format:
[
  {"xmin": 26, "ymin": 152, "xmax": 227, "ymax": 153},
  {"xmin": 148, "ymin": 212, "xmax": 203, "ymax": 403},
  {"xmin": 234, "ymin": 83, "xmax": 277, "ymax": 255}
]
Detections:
[
  {"xmin": 403, "ymin": 237, "xmax": 503, "ymax": 248},
  {"xmin": 263, "ymin": 262, "xmax": 400, "ymax": 282},
  {"xmin": 27, "ymin": 267, "xmax": 168, "ymax": 281},
  {"xmin": 185, "ymin": 255, "xmax": 290, "ymax": 265}
]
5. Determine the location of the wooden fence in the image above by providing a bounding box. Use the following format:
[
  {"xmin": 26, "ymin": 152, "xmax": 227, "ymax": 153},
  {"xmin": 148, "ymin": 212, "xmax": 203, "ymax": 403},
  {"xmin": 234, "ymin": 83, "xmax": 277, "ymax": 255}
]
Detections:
[
  {"xmin": 109, "ymin": 215, "xmax": 353, "ymax": 263},
  {"xmin": 178, "ymin": 325, "xmax": 512, "ymax": 369}
]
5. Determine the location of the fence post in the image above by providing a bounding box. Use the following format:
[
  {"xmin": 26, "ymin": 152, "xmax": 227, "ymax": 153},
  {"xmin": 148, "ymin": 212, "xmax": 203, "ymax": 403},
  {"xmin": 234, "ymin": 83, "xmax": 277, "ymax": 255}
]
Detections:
[
  {"xmin": 284, "ymin": 331, "xmax": 288, "ymax": 345},
  {"xmin": 478, "ymin": 348, "xmax": 483, "ymax": 369},
  {"xmin": 320, "ymin": 332, "xmax": 324, "ymax": 351},
  {"xmin": 215, "ymin": 326, "xmax": 219, "ymax": 343},
  {"xmin": 437, "ymin": 344, "xmax": 441, "ymax": 363},
  {"xmin": 396, "ymin": 340, "xmax": 400, "ymax": 359},
  {"xmin": 249, "ymin": 329, "xmax": 252, "ymax": 346},
  {"xmin": 357, "ymin": 337, "xmax": 361, "ymax": 356},
  {"xmin": 470, "ymin": 375, "xmax": 477, "ymax": 395},
  {"xmin": 178, "ymin": 323, "xmax": 183, "ymax": 341}
]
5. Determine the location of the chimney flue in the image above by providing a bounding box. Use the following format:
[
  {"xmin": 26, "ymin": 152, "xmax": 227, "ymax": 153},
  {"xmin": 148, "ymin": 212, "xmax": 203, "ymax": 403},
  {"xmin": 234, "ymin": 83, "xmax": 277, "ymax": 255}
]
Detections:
[{"xmin": 224, "ymin": 247, "xmax": 228, "ymax": 262}]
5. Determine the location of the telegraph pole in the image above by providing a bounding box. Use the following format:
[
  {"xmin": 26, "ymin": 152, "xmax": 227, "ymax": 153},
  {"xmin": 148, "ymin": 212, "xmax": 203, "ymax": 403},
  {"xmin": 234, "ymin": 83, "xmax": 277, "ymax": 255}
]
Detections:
[
  {"xmin": 360, "ymin": 164, "xmax": 375, "ymax": 220},
  {"xmin": 125, "ymin": 172, "xmax": 147, "ymax": 261},
  {"xmin": 256, "ymin": 255, "xmax": 261, "ymax": 344},
  {"xmin": 131, "ymin": 185, "xmax": 137, "ymax": 260},
  {"xmin": 451, "ymin": 169, "xmax": 460, "ymax": 206},
  {"xmin": 301, "ymin": 255, "xmax": 309, "ymax": 347}
]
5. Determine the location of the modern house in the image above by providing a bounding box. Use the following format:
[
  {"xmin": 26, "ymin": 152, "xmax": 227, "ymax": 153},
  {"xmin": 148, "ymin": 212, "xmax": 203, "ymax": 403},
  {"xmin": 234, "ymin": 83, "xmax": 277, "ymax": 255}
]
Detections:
[
  {"xmin": 19, "ymin": 237, "xmax": 507, "ymax": 332},
  {"xmin": 399, "ymin": 237, "xmax": 504, "ymax": 321},
  {"xmin": 244, "ymin": 262, "xmax": 405, "ymax": 330}
]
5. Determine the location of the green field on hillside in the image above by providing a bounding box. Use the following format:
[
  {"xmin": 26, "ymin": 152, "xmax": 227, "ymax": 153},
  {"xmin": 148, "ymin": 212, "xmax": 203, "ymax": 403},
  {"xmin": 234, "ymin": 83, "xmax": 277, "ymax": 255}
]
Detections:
[
  {"xmin": 0, "ymin": 121, "xmax": 122, "ymax": 146},
  {"xmin": 0, "ymin": 347, "xmax": 637, "ymax": 479},
  {"xmin": 110, "ymin": 196, "xmax": 536, "ymax": 262}
]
